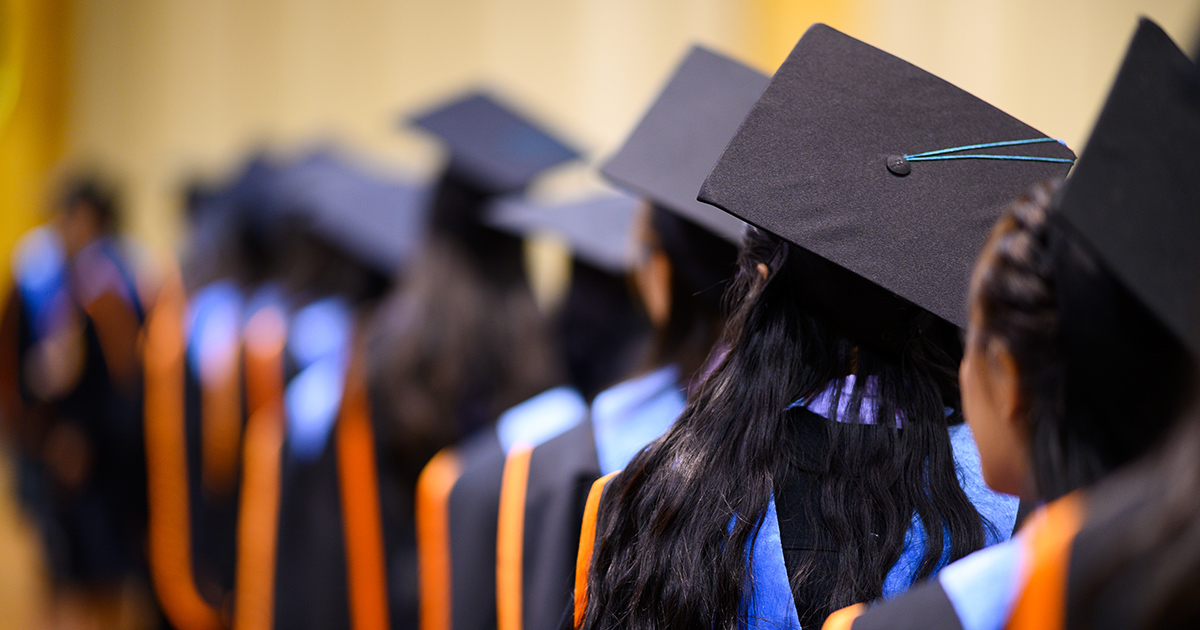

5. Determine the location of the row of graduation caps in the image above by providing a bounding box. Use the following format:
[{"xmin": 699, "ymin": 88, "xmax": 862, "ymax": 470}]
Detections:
[{"xmin": 166, "ymin": 16, "xmax": 1198, "ymax": 630}]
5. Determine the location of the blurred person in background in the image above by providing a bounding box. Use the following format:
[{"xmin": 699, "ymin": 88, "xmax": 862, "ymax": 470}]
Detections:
[
  {"xmin": 0, "ymin": 173, "xmax": 158, "ymax": 630},
  {"xmin": 268, "ymin": 147, "xmax": 426, "ymax": 630},
  {"xmin": 368, "ymin": 92, "xmax": 577, "ymax": 486},
  {"xmin": 144, "ymin": 147, "xmax": 427, "ymax": 630},
  {"xmin": 488, "ymin": 46, "xmax": 753, "ymax": 630},
  {"xmin": 415, "ymin": 192, "xmax": 652, "ymax": 630},
  {"xmin": 368, "ymin": 92, "xmax": 578, "ymax": 630}
]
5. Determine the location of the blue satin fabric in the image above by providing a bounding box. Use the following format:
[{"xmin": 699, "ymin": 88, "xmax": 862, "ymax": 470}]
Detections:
[
  {"xmin": 591, "ymin": 365, "xmax": 685, "ymax": 476},
  {"xmin": 936, "ymin": 534, "xmax": 1025, "ymax": 630},
  {"xmin": 284, "ymin": 296, "xmax": 353, "ymax": 461},
  {"xmin": 495, "ymin": 385, "xmax": 588, "ymax": 453},
  {"xmin": 742, "ymin": 380, "xmax": 1020, "ymax": 628},
  {"xmin": 743, "ymin": 497, "xmax": 805, "ymax": 630}
]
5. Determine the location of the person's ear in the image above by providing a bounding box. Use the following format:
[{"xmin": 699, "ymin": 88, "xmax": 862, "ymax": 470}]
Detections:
[
  {"xmin": 986, "ymin": 338, "xmax": 1023, "ymax": 434},
  {"xmin": 635, "ymin": 249, "xmax": 672, "ymax": 328}
]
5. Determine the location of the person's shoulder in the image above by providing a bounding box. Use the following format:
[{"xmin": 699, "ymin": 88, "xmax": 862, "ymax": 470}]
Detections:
[
  {"xmin": 826, "ymin": 535, "xmax": 1028, "ymax": 630},
  {"xmin": 827, "ymin": 579, "xmax": 964, "ymax": 630}
]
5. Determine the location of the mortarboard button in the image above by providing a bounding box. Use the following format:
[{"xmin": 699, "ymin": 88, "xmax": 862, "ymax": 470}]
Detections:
[{"xmin": 886, "ymin": 156, "xmax": 911, "ymax": 176}]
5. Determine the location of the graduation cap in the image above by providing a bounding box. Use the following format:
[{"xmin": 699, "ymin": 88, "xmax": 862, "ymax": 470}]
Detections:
[
  {"xmin": 1052, "ymin": 18, "xmax": 1200, "ymax": 357},
  {"xmin": 485, "ymin": 192, "xmax": 639, "ymax": 274},
  {"xmin": 408, "ymin": 91, "xmax": 581, "ymax": 195},
  {"xmin": 600, "ymin": 46, "xmax": 767, "ymax": 244},
  {"xmin": 271, "ymin": 149, "xmax": 430, "ymax": 274},
  {"xmin": 698, "ymin": 24, "xmax": 1075, "ymax": 330}
]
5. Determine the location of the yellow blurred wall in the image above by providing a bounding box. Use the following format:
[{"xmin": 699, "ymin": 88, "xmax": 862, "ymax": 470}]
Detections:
[
  {"xmin": 49, "ymin": 0, "xmax": 1200, "ymax": 258},
  {"xmin": 0, "ymin": 0, "xmax": 69, "ymax": 291}
]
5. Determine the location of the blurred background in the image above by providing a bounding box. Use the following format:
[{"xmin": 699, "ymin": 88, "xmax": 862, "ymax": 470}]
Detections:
[{"xmin": 0, "ymin": 0, "xmax": 1197, "ymax": 628}]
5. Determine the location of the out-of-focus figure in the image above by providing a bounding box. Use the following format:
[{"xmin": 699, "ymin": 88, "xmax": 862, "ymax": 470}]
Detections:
[
  {"xmin": 144, "ymin": 148, "xmax": 429, "ymax": 630},
  {"xmin": 143, "ymin": 156, "xmax": 285, "ymax": 630},
  {"xmin": 370, "ymin": 90, "xmax": 579, "ymax": 630},
  {"xmin": 0, "ymin": 174, "xmax": 157, "ymax": 630},
  {"xmin": 269, "ymin": 147, "xmax": 427, "ymax": 630},
  {"xmin": 414, "ymin": 191, "xmax": 653, "ymax": 630}
]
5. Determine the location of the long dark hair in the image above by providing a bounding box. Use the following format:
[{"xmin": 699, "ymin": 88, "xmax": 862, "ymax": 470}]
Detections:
[
  {"xmin": 969, "ymin": 179, "xmax": 1194, "ymax": 501},
  {"xmin": 581, "ymin": 226, "xmax": 986, "ymax": 630},
  {"xmin": 558, "ymin": 260, "xmax": 651, "ymax": 401},
  {"xmin": 641, "ymin": 205, "xmax": 738, "ymax": 381},
  {"xmin": 366, "ymin": 170, "xmax": 562, "ymax": 484}
]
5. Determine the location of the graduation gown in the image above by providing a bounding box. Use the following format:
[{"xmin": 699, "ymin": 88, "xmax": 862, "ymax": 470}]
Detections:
[
  {"xmin": 415, "ymin": 386, "xmax": 588, "ymax": 630},
  {"xmin": 572, "ymin": 383, "xmax": 1019, "ymax": 630},
  {"xmin": 824, "ymin": 456, "xmax": 1200, "ymax": 630},
  {"xmin": 2, "ymin": 229, "xmax": 148, "ymax": 586},
  {"xmin": 270, "ymin": 297, "xmax": 392, "ymax": 630},
  {"xmin": 495, "ymin": 367, "xmax": 686, "ymax": 630}
]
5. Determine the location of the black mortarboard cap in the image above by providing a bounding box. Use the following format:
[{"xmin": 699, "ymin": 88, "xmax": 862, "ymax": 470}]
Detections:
[
  {"xmin": 699, "ymin": 24, "xmax": 1075, "ymax": 329},
  {"xmin": 1053, "ymin": 19, "xmax": 1200, "ymax": 357},
  {"xmin": 408, "ymin": 91, "xmax": 581, "ymax": 195},
  {"xmin": 273, "ymin": 149, "xmax": 429, "ymax": 274},
  {"xmin": 485, "ymin": 193, "xmax": 639, "ymax": 274},
  {"xmin": 600, "ymin": 46, "xmax": 766, "ymax": 244}
]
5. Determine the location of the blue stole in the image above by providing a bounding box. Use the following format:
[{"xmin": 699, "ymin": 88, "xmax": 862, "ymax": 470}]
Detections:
[
  {"xmin": 14, "ymin": 227, "xmax": 72, "ymax": 341},
  {"xmin": 743, "ymin": 380, "xmax": 1019, "ymax": 629},
  {"xmin": 495, "ymin": 385, "xmax": 588, "ymax": 452},
  {"xmin": 591, "ymin": 365, "xmax": 685, "ymax": 476},
  {"xmin": 284, "ymin": 296, "xmax": 352, "ymax": 461}
]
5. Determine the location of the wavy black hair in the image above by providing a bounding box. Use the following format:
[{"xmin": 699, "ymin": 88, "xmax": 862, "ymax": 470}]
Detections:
[
  {"xmin": 580, "ymin": 226, "xmax": 987, "ymax": 630},
  {"xmin": 968, "ymin": 179, "xmax": 1194, "ymax": 501}
]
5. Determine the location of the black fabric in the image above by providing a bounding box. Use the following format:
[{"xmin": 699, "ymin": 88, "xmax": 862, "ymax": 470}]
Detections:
[
  {"xmin": 270, "ymin": 149, "xmax": 430, "ymax": 275},
  {"xmin": 1052, "ymin": 19, "xmax": 1200, "ymax": 358},
  {"xmin": 408, "ymin": 91, "xmax": 580, "ymax": 195},
  {"xmin": 775, "ymin": 408, "xmax": 912, "ymax": 629},
  {"xmin": 698, "ymin": 23, "xmax": 1074, "ymax": 329},
  {"xmin": 447, "ymin": 429, "xmax": 507, "ymax": 630},
  {"xmin": 600, "ymin": 45, "xmax": 765, "ymax": 244},
  {"xmin": 1065, "ymin": 464, "xmax": 1200, "ymax": 630},
  {"xmin": 849, "ymin": 580, "xmax": 964, "ymax": 630},
  {"xmin": 775, "ymin": 409, "xmax": 838, "ymax": 629},
  {"xmin": 274, "ymin": 437, "xmax": 352, "ymax": 630},
  {"xmin": 520, "ymin": 420, "xmax": 603, "ymax": 630},
  {"xmin": 183, "ymin": 364, "xmax": 241, "ymax": 606},
  {"xmin": 485, "ymin": 193, "xmax": 640, "ymax": 275}
]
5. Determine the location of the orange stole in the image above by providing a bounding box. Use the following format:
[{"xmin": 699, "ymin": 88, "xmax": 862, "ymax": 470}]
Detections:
[
  {"xmin": 416, "ymin": 448, "xmax": 463, "ymax": 630},
  {"xmin": 143, "ymin": 270, "xmax": 224, "ymax": 630},
  {"xmin": 234, "ymin": 307, "xmax": 287, "ymax": 630},
  {"xmin": 572, "ymin": 472, "xmax": 618, "ymax": 629},
  {"xmin": 1006, "ymin": 493, "xmax": 1086, "ymax": 630},
  {"xmin": 336, "ymin": 341, "xmax": 391, "ymax": 630},
  {"xmin": 496, "ymin": 444, "xmax": 534, "ymax": 630}
]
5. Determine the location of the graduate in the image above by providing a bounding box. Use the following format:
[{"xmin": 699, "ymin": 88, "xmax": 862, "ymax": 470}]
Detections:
[
  {"xmin": 267, "ymin": 148, "xmax": 427, "ymax": 630},
  {"xmin": 0, "ymin": 174, "xmax": 153, "ymax": 627},
  {"xmin": 573, "ymin": 25, "xmax": 1075, "ymax": 630},
  {"xmin": 144, "ymin": 149, "xmax": 426, "ymax": 630},
  {"xmin": 416, "ymin": 192, "xmax": 651, "ymax": 630},
  {"xmin": 371, "ymin": 91, "xmax": 579, "ymax": 630},
  {"xmin": 823, "ymin": 18, "xmax": 1200, "ymax": 630},
  {"xmin": 368, "ymin": 91, "xmax": 577, "ymax": 494},
  {"xmin": 494, "ymin": 45, "xmax": 755, "ymax": 630},
  {"xmin": 144, "ymin": 156, "xmax": 285, "ymax": 630}
]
